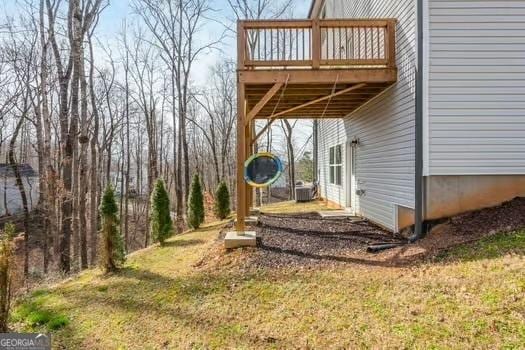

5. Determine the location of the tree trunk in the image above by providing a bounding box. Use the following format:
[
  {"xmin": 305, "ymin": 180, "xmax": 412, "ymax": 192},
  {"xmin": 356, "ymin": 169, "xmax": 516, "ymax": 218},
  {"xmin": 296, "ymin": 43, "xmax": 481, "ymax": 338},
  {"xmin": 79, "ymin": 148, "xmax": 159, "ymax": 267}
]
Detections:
[
  {"xmin": 9, "ymin": 114, "xmax": 30, "ymax": 277},
  {"xmin": 64, "ymin": 0, "xmax": 81, "ymax": 273},
  {"xmin": 88, "ymin": 36, "xmax": 99, "ymax": 266},
  {"xmin": 39, "ymin": 0, "xmax": 53, "ymax": 273},
  {"xmin": 78, "ymin": 42, "xmax": 89, "ymax": 269},
  {"xmin": 282, "ymin": 120, "xmax": 295, "ymax": 200}
]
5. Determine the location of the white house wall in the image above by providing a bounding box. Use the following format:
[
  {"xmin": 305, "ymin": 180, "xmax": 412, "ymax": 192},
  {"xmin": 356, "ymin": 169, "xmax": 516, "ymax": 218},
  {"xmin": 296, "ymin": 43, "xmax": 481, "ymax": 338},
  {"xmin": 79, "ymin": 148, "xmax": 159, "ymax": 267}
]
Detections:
[
  {"xmin": 319, "ymin": 0, "xmax": 416, "ymax": 230},
  {"xmin": 428, "ymin": 0, "xmax": 525, "ymax": 175},
  {"xmin": 318, "ymin": 119, "xmax": 347, "ymax": 206}
]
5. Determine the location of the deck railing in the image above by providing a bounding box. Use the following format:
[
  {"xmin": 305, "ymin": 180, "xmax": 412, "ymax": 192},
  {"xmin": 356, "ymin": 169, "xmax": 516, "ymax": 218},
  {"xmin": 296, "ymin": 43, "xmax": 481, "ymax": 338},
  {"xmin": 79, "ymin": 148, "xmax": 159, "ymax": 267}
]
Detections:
[{"xmin": 238, "ymin": 19, "xmax": 396, "ymax": 70}]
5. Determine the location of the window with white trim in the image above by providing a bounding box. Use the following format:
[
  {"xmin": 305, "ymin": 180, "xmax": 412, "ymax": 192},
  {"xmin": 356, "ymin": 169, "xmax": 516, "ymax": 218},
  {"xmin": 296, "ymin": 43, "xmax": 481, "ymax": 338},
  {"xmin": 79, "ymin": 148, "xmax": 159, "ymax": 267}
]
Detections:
[{"xmin": 329, "ymin": 145, "xmax": 342, "ymax": 186}]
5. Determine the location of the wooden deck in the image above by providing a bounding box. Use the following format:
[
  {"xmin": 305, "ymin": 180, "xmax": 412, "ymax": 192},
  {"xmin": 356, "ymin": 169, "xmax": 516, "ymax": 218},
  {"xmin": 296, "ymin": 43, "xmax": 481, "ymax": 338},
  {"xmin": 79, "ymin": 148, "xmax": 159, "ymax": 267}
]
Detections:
[{"xmin": 235, "ymin": 18, "xmax": 398, "ymax": 231}]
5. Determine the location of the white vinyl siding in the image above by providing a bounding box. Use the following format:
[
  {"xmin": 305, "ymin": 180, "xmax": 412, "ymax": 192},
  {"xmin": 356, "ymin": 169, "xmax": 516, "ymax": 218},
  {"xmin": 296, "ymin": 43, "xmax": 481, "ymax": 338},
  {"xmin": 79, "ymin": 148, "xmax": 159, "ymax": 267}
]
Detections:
[
  {"xmin": 318, "ymin": 119, "xmax": 347, "ymax": 205},
  {"xmin": 318, "ymin": 0, "xmax": 416, "ymax": 231},
  {"xmin": 428, "ymin": 0, "xmax": 525, "ymax": 175}
]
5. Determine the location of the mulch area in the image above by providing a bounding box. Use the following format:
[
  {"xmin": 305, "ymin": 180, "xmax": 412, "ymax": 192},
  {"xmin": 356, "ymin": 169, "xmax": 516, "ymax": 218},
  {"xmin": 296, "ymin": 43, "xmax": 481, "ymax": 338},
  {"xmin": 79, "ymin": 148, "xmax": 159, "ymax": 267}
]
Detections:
[
  {"xmin": 251, "ymin": 213, "xmax": 404, "ymax": 268},
  {"xmin": 446, "ymin": 196, "xmax": 525, "ymax": 236},
  {"xmin": 406, "ymin": 196, "xmax": 525, "ymax": 260},
  {"xmin": 206, "ymin": 197, "xmax": 525, "ymax": 270}
]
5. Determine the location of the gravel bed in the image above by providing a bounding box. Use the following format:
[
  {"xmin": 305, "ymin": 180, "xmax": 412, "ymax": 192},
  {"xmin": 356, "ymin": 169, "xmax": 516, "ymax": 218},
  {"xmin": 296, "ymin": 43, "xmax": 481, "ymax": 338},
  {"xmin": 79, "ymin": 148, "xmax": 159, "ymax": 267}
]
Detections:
[{"xmin": 250, "ymin": 212, "xmax": 404, "ymax": 268}]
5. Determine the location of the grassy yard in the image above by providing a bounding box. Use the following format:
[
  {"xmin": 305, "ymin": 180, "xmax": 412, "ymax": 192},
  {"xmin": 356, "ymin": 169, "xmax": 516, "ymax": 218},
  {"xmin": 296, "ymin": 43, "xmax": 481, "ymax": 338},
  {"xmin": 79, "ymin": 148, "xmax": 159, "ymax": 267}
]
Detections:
[{"xmin": 11, "ymin": 210, "xmax": 525, "ymax": 349}]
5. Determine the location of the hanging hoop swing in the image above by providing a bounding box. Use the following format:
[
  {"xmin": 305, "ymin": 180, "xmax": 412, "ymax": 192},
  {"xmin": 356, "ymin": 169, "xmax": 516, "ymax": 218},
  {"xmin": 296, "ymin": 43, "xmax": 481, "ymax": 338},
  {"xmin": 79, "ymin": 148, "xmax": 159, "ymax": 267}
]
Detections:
[{"xmin": 244, "ymin": 152, "xmax": 284, "ymax": 188}]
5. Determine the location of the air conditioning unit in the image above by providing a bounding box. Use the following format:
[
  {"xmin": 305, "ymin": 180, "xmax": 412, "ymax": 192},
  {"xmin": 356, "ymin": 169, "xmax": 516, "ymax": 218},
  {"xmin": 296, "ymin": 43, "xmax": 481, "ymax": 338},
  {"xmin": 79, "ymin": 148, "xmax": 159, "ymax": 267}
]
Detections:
[{"xmin": 295, "ymin": 185, "xmax": 314, "ymax": 202}]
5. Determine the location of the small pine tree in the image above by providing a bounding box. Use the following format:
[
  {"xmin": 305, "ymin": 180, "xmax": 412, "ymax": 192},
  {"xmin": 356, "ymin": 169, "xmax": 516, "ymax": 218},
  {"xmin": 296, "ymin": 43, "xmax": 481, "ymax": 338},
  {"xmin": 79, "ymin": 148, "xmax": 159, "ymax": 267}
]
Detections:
[
  {"xmin": 150, "ymin": 179, "xmax": 173, "ymax": 245},
  {"xmin": 0, "ymin": 223, "xmax": 15, "ymax": 332},
  {"xmin": 214, "ymin": 181, "xmax": 231, "ymax": 220},
  {"xmin": 99, "ymin": 186, "xmax": 125, "ymax": 273},
  {"xmin": 187, "ymin": 173, "xmax": 205, "ymax": 229}
]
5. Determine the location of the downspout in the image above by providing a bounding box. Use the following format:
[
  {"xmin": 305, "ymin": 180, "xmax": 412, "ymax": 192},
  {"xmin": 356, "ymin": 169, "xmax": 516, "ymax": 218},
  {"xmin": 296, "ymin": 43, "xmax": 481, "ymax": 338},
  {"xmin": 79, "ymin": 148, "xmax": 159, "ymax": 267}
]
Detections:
[
  {"xmin": 371, "ymin": 0, "xmax": 425, "ymax": 252},
  {"xmin": 410, "ymin": 0, "xmax": 425, "ymax": 243},
  {"xmin": 313, "ymin": 120, "xmax": 318, "ymax": 182}
]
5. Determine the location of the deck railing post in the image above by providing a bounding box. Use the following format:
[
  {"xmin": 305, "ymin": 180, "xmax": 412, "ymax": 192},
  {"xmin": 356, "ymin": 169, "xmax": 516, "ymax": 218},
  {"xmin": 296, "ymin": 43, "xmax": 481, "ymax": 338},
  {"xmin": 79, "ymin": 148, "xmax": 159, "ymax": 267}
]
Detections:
[
  {"xmin": 238, "ymin": 21, "xmax": 246, "ymax": 70},
  {"xmin": 386, "ymin": 20, "xmax": 396, "ymax": 68},
  {"xmin": 312, "ymin": 19, "xmax": 321, "ymax": 69}
]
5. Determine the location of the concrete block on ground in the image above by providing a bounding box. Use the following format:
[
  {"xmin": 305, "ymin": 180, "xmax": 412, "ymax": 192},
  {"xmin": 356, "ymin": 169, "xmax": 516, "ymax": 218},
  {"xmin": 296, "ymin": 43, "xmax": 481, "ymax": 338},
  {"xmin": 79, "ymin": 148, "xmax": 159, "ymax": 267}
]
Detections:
[{"xmin": 224, "ymin": 231, "xmax": 257, "ymax": 249}]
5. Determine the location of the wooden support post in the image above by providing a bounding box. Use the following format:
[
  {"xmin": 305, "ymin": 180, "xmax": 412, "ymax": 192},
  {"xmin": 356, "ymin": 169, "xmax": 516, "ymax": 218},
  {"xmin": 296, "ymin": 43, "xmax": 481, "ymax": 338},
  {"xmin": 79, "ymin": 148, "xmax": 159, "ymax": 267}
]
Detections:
[
  {"xmin": 312, "ymin": 19, "xmax": 321, "ymax": 69},
  {"xmin": 251, "ymin": 121, "xmax": 257, "ymax": 208},
  {"xmin": 245, "ymin": 120, "xmax": 252, "ymax": 215},
  {"xmin": 236, "ymin": 81, "xmax": 246, "ymax": 232}
]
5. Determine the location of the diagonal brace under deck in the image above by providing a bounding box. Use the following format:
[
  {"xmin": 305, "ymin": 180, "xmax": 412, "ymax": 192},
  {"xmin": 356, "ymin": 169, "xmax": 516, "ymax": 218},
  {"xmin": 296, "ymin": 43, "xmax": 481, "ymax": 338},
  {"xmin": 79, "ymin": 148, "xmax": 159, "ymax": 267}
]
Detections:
[{"xmin": 245, "ymin": 82, "xmax": 283, "ymax": 126}]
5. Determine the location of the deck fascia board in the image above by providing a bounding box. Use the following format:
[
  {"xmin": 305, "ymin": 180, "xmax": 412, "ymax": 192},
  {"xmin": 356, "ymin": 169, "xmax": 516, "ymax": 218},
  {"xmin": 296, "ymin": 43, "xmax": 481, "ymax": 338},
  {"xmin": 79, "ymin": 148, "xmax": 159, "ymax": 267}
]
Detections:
[{"xmin": 238, "ymin": 68, "xmax": 398, "ymax": 85}]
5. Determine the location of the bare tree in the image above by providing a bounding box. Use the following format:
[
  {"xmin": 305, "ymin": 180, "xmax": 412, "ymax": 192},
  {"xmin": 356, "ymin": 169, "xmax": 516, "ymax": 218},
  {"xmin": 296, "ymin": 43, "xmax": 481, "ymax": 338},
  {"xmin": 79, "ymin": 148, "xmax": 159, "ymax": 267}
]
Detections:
[
  {"xmin": 2, "ymin": 16, "xmax": 39, "ymax": 276},
  {"xmin": 87, "ymin": 31, "xmax": 99, "ymax": 265},
  {"xmin": 125, "ymin": 28, "xmax": 160, "ymax": 245},
  {"xmin": 280, "ymin": 119, "xmax": 297, "ymax": 200},
  {"xmin": 43, "ymin": 0, "xmax": 100, "ymax": 273},
  {"xmin": 133, "ymin": 0, "xmax": 224, "ymax": 231},
  {"xmin": 226, "ymin": 0, "xmax": 294, "ymax": 20},
  {"xmin": 37, "ymin": 0, "xmax": 54, "ymax": 273},
  {"xmin": 191, "ymin": 60, "xmax": 236, "ymax": 192}
]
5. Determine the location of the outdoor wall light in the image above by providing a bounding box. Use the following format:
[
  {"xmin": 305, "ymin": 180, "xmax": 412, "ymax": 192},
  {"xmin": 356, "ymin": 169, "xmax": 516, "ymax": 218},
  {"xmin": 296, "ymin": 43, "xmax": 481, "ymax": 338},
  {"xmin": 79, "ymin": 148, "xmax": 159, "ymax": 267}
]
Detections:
[{"xmin": 351, "ymin": 138, "xmax": 360, "ymax": 147}]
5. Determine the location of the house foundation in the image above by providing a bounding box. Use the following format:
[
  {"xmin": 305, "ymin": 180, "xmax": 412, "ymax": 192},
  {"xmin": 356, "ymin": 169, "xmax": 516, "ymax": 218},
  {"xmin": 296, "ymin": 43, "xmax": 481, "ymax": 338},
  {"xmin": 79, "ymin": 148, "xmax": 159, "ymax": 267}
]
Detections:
[
  {"xmin": 394, "ymin": 175, "xmax": 525, "ymax": 232},
  {"xmin": 425, "ymin": 175, "xmax": 525, "ymax": 221}
]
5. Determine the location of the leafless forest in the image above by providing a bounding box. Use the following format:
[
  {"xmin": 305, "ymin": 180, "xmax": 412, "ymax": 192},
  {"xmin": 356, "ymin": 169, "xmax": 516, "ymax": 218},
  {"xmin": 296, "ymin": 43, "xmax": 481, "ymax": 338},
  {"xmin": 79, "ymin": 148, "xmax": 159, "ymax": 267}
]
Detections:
[{"xmin": 0, "ymin": 0, "xmax": 311, "ymax": 279}]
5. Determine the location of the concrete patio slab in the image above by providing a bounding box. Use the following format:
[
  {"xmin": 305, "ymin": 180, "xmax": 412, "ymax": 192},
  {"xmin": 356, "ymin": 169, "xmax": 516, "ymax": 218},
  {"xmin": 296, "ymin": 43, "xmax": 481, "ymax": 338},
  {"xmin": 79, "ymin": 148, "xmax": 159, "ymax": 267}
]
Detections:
[
  {"xmin": 318, "ymin": 210, "xmax": 361, "ymax": 220},
  {"xmin": 224, "ymin": 231, "xmax": 257, "ymax": 249}
]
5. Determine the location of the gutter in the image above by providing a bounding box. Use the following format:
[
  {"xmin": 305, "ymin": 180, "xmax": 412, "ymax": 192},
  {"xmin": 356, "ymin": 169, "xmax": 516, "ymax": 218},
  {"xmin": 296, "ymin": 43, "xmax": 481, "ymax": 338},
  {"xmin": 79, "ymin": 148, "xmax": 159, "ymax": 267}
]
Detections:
[
  {"xmin": 410, "ymin": 0, "xmax": 425, "ymax": 243},
  {"xmin": 313, "ymin": 120, "xmax": 318, "ymax": 182}
]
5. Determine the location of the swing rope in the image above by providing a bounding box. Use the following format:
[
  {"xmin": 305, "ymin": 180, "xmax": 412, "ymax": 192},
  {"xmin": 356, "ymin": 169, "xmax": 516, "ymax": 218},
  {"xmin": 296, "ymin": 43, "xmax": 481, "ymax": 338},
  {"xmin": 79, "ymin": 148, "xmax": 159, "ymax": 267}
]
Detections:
[
  {"xmin": 266, "ymin": 74, "xmax": 290, "ymax": 128},
  {"xmin": 253, "ymin": 74, "xmax": 290, "ymax": 146},
  {"xmin": 312, "ymin": 74, "xmax": 340, "ymax": 198},
  {"xmin": 320, "ymin": 73, "xmax": 340, "ymax": 119}
]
